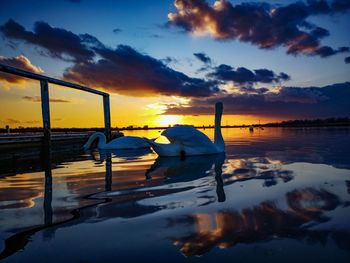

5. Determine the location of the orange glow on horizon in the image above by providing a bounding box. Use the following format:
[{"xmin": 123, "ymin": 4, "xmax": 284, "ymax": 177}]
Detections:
[
  {"xmin": 152, "ymin": 115, "xmax": 183, "ymax": 127},
  {"xmin": 0, "ymin": 82, "xmax": 283, "ymax": 128}
]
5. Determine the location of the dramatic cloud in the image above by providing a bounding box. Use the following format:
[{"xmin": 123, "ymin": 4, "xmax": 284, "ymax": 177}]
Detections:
[
  {"xmin": 0, "ymin": 20, "xmax": 220, "ymax": 97},
  {"xmin": 0, "ymin": 19, "xmax": 94, "ymax": 62},
  {"xmin": 0, "ymin": 20, "xmax": 291, "ymax": 98},
  {"xmin": 112, "ymin": 28, "xmax": 122, "ymax": 34},
  {"xmin": 312, "ymin": 46, "xmax": 349, "ymax": 57},
  {"xmin": 22, "ymin": 96, "xmax": 70, "ymax": 103},
  {"xmin": 165, "ymin": 82, "xmax": 350, "ymax": 118},
  {"xmin": 168, "ymin": 0, "xmax": 350, "ymax": 58},
  {"xmin": 64, "ymin": 44, "xmax": 220, "ymax": 97},
  {"xmin": 345, "ymin": 56, "xmax": 350, "ymax": 63},
  {"xmin": 0, "ymin": 55, "xmax": 43, "ymax": 84},
  {"xmin": 193, "ymin": 52, "xmax": 212, "ymax": 64},
  {"xmin": 207, "ymin": 64, "xmax": 290, "ymax": 84}
]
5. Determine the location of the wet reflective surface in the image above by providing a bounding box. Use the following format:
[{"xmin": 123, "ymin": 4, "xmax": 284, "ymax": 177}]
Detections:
[{"xmin": 0, "ymin": 127, "xmax": 350, "ymax": 262}]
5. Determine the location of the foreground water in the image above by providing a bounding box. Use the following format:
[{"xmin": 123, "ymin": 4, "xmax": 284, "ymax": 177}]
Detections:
[{"xmin": 0, "ymin": 127, "xmax": 349, "ymax": 262}]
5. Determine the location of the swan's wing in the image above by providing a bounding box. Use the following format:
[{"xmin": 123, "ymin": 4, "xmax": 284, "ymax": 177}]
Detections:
[{"xmin": 161, "ymin": 125, "xmax": 213, "ymax": 147}]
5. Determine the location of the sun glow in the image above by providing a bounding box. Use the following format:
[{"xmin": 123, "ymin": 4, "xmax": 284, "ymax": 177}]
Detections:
[{"xmin": 154, "ymin": 115, "xmax": 183, "ymax": 127}]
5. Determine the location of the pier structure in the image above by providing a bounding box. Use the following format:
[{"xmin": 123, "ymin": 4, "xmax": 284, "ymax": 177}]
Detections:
[{"xmin": 0, "ymin": 63, "xmax": 111, "ymax": 144}]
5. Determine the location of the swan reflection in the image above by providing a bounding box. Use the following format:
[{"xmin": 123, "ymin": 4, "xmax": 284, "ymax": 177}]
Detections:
[
  {"xmin": 88, "ymin": 148, "xmax": 153, "ymax": 163},
  {"xmin": 145, "ymin": 153, "xmax": 226, "ymax": 202},
  {"xmin": 146, "ymin": 154, "xmax": 224, "ymax": 178}
]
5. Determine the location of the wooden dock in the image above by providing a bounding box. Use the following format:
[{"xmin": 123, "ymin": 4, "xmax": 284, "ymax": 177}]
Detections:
[
  {"xmin": 0, "ymin": 132, "xmax": 93, "ymax": 177},
  {"xmin": 0, "ymin": 132, "xmax": 91, "ymax": 148}
]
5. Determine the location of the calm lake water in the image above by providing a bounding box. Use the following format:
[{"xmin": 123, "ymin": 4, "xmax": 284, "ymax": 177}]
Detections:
[{"xmin": 1, "ymin": 127, "xmax": 350, "ymax": 262}]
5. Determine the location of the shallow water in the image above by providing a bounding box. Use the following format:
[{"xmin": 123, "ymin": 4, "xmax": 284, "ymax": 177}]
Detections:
[{"xmin": 0, "ymin": 127, "xmax": 350, "ymax": 262}]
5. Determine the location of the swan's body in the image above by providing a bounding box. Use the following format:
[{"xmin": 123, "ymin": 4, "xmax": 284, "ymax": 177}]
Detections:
[
  {"xmin": 83, "ymin": 132, "xmax": 149, "ymax": 150},
  {"xmin": 148, "ymin": 102, "xmax": 225, "ymax": 157}
]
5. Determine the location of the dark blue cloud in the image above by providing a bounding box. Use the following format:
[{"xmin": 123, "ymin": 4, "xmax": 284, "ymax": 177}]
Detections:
[
  {"xmin": 165, "ymin": 82, "xmax": 350, "ymax": 118},
  {"xmin": 112, "ymin": 28, "xmax": 122, "ymax": 34},
  {"xmin": 239, "ymin": 86, "xmax": 269, "ymax": 94},
  {"xmin": 0, "ymin": 20, "xmax": 220, "ymax": 97},
  {"xmin": 331, "ymin": 0, "xmax": 350, "ymax": 12},
  {"xmin": 312, "ymin": 46, "xmax": 349, "ymax": 57},
  {"xmin": 0, "ymin": 19, "xmax": 294, "ymax": 99},
  {"xmin": 0, "ymin": 19, "xmax": 94, "ymax": 62},
  {"xmin": 345, "ymin": 56, "xmax": 350, "ymax": 63},
  {"xmin": 306, "ymin": 0, "xmax": 350, "ymax": 14},
  {"xmin": 63, "ymin": 44, "xmax": 220, "ymax": 97},
  {"xmin": 207, "ymin": 64, "xmax": 290, "ymax": 84},
  {"xmin": 193, "ymin": 52, "xmax": 212, "ymax": 64},
  {"xmin": 168, "ymin": 0, "xmax": 349, "ymax": 58}
]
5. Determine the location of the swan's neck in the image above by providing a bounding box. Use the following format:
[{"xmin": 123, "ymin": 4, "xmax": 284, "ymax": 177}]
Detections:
[
  {"xmin": 84, "ymin": 132, "xmax": 107, "ymax": 149},
  {"xmin": 214, "ymin": 103, "xmax": 224, "ymax": 151}
]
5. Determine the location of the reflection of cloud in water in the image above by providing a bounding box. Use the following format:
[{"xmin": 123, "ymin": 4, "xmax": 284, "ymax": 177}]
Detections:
[
  {"xmin": 0, "ymin": 174, "xmax": 44, "ymax": 209},
  {"xmin": 173, "ymin": 187, "xmax": 350, "ymax": 257},
  {"xmin": 346, "ymin": 181, "xmax": 350, "ymax": 194},
  {"xmin": 226, "ymin": 127, "xmax": 350, "ymax": 169},
  {"xmin": 223, "ymin": 157, "xmax": 294, "ymax": 187}
]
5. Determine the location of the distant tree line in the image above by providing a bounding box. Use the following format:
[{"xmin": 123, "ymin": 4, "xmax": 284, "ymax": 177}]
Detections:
[
  {"xmin": 0, "ymin": 117, "xmax": 349, "ymax": 133},
  {"xmin": 264, "ymin": 117, "xmax": 350, "ymax": 127}
]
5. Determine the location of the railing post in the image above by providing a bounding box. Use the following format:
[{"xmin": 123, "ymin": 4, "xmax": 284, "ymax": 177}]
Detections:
[
  {"xmin": 103, "ymin": 94, "xmax": 111, "ymax": 142},
  {"xmin": 40, "ymin": 80, "xmax": 51, "ymax": 144},
  {"xmin": 40, "ymin": 80, "xmax": 52, "ymax": 226}
]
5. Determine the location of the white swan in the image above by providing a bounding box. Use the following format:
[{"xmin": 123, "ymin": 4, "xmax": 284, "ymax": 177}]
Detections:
[
  {"xmin": 148, "ymin": 102, "xmax": 225, "ymax": 156},
  {"xmin": 83, "ymin": 132, "xmax": 150, "ymax": 150}
]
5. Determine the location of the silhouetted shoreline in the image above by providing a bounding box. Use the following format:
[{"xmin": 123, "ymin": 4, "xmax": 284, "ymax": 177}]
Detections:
[{"xmin": 0, "ymin": 117, "xmax": 349, "ymax": 134}]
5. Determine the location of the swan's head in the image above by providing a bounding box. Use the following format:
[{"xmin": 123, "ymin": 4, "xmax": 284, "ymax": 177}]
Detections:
[
  {"xmin": 215, "ymin": 102, "xmax": 223, "ymax": 115},
  {"xmin": 83, "ymin": 132, "xmax": 104, "ymax": 150},
  {"xmin": 83, "ymin": 143, "xmax": 88, "ymax": 151},
  {"xmin": 83, "ymin": 141, "xmax": 94, "ymax": 151}
]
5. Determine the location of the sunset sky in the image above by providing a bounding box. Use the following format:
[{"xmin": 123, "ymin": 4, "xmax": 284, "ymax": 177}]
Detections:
[{"xmin": 0, "ymin": 0, "xmax": 349, "ymax": 128}]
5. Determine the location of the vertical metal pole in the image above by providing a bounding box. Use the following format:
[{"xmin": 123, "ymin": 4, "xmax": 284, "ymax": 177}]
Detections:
[
  {"xmin": 40, "ymin": 80, "xmax": 52, "ymax": 226},
  {"xmin": 103, "ymin": 94, "xmax": 111, "ymax": 142},
  {"xmin": 40, "ymin": 80, "xmax": 51, "ymax": 144}
]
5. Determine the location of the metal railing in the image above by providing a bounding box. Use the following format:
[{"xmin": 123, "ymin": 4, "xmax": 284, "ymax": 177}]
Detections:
[{"xmin": 0, "ymin": 63, "xmax": 111, "ymax": 143}]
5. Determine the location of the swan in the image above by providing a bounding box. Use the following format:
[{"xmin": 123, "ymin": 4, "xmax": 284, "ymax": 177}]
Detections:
[
  {"xmin": 147, "ymin": 102, "xmax": 225, "ymax": 157},
  {"xmin": 83, "ymin": 132, "xmax": 150, "ymax": 150}
]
